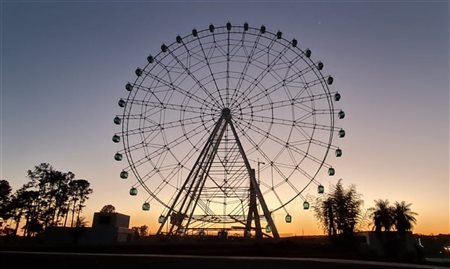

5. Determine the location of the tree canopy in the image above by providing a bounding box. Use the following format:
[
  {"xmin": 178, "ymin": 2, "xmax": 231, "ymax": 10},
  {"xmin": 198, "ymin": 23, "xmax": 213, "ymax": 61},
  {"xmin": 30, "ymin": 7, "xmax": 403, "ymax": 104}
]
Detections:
[
  {"xmin": 100, "ymin": 204, "xmax": 116, "ymax": 213},
  {"xmin": 1, "ymin": 163, "xmax": 93, "ymax": 236}
]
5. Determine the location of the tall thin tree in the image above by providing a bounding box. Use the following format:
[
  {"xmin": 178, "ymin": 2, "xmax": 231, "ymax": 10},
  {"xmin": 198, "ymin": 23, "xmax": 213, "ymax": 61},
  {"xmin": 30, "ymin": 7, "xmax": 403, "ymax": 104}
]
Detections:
[{"xmin": 68, "ymin": 179, "xmax": 92, "ymax": 227}]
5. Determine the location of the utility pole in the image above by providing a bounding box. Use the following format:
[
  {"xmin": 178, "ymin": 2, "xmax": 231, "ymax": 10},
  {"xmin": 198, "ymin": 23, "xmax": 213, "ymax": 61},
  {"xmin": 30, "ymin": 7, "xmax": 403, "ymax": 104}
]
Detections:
[{"xmin": 257, "ymin": 159, "xmax": 265, "ymax": 186}]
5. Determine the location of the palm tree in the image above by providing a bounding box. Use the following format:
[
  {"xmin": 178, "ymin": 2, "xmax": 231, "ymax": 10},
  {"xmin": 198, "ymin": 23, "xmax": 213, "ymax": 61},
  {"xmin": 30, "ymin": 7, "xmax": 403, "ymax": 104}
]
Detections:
[
  {"xmin": 313, "ymin": 179, "xmax": 363, "ymax": 237},
  {"xmin": 392, "ymin": 201, "xmax": 417, "ymax": 235},
  {"xmin": 370, "ymin": 199, "xmax": 394, "ymax": 233},
  {"xmin": 332, "ymin": 180, "xmax": 363, "ymax": 236}
]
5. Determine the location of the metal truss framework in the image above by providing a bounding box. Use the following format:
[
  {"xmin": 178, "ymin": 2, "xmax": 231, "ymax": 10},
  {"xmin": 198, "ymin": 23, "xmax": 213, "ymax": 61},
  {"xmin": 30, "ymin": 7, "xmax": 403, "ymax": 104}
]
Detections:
[{"xmin": 156, "ymin": 108, "xmax": 279, "ymax": 238}]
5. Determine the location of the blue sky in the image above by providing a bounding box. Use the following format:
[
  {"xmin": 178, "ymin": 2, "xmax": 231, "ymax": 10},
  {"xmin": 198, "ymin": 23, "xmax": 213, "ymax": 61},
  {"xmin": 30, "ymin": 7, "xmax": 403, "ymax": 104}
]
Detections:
[{"xmin": 1, "ymin": 1, "xmax": 448, "ymax": 235}]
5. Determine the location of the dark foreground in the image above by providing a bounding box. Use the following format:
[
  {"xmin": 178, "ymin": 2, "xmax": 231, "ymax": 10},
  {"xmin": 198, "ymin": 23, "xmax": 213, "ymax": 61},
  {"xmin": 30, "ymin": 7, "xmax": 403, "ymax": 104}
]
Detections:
[
  {"xmin": 1, "ymin": 234, "xmax": 449, "ymax": 268},
  {"xmin": 1, "ymin": 251, "xmax": 447, "ymax": 269}
]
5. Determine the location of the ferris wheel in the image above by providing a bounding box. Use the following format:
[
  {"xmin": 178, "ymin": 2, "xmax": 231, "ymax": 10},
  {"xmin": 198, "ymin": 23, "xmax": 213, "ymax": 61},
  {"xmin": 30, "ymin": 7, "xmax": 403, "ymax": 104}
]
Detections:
[{"xmin": 113, "ymin": 23, "xmax": 345, "ymax": 239}]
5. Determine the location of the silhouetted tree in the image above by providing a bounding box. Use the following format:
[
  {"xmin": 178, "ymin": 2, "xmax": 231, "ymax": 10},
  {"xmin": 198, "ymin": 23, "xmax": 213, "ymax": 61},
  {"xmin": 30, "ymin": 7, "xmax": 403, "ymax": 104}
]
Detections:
[
  {"xmin": 75, "ymin": 216, "xmax": 88, "ymax": 227},
  {"xmin": 52, "ymin": 171, "xmax": 74, "ymax": 226},
  {"xmin": 392, "ymin": 201, "xmax": 417, "ymax": 236},
  {"xmin": 132, "ymin": 225, "xmax": 149, "ymax": 236},
  {"xmin": 368, "ymin": 200, "xmax": 419, "ymax": 259},
  {"xmin": 8, "ymin": 190, "xmax": 27, "ymax": 235},
  {"xmin": 369, "ymin": 199, "xmax": 394, "ymax": 234},
  {"xmin": 26, "ymin": 163, "xmax": 71, "ymax": 227},
  {"xmin": 0, "ymin": 180, "xmax": 12, "ymax": 221},
  {"xmin": 4, "ymin": 164, "xmax": 93, "ymax": 235},
  {"xmin": 315, "ymin": 197, "xmax": 336, "ymax": 236},
  {"xmin": 68, "ymin": 179, "xmax": 92, "ymax": 227},
  {"xmin": 369, "ymin": 200, "xmax": 417, "ymax": 236},
  {"xmin": 100, "ymin": 204, "xmax": 116, "ymax": 213},
  {"xmin": 26, "ymin": 218, "xmax": 44, "ymax": 236},
  {"xmin": 314, "ymin": 179, "xmax": 363, "ymax": 238},
  {"xmin": 18, "ymin": 189, "xmax": 40, "ymax": 237}
]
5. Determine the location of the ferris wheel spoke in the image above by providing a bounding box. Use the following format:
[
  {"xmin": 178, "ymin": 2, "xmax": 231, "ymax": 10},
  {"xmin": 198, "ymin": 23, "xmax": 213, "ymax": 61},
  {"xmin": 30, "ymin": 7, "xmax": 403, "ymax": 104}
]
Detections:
[
  {"xmin": 285, "ymin": 177, "xmax": 301, "ymax": 195},
  {"xmin": 226, "ymin": 30, "xmax": 230, "ymax": 107},
  {"xmin": 271, "ymin": 188, "xmax": 288, "ymax": 212},
  {"xmin": 289, "ymin": 141, "xmax": 331, "ymax": 167},
  {"xmin": 148, "ymin": 169, "xmax": 183, "ymax": 204},
  {"xmin": 284, "ymin": 149, "xmax": 314, "ymax": 182},
  {"xmin": 228, "ymin": 35, "xmax": 247, "ymax": 59},
  {"xmin": 123, "ymin": 114, "xmax": 208, "ymax": 136},
  {"xmin": 161, "ymin": 50, "xmax": 224, "ymax": 109},
  {"xmin": 236, "ymin": 100, "xmax": 317, "ymax": 119},
  {"xmin": 230, "ymin": 37, "xmax": 289, "ymax": 106},
  {"xmin": 140, "ymin": 163, "xmax": 180, "ymax": 189},
  {"xmin": 229, "ymin": 31, "xmax": 262, "ymax": 106},
  {"xmin": 292, "ymin": 125, "xmax": 314, "ymax": 141},
  {"xmin": 149, "ymin": 130, "xmax": 215, "ymax": 201},
  {"xmin": 239, "ymin": 63, "xmax": 323, "ymax": 107},
  {"xmin": 280, "ymin": 52, "xmax": 307, "ymax": 79},
  {"xmin": 237, "ymin": 124, "xmax": 313, "ymax": 206},
  {"xmin": 244, "ymin": 78, "xmax": 319, "ymax": 111},
  {"xmin": 271, "ymin": 153, "xmax": 312, "ymax": 185},
  {"xmin": 233, "ymin": 121, "xmax": 275, "ymax": 163},
  {"xmin": 313, "ymin": 108, "xmax": 341, "ymax": 115},
  {"xmin": 193, "ymin": 33, "xmax": 225, "ymax": 107},
  {"xmin": 238, "ymin": 92, "xmax": 331, "ymax": 114},
  {"xmin": 157, "ymin": 57, "xmax": 220, "ymax": 109},
  {"xmin": 142, "ymin": 106, "xmax": 166, "ymax": 125},
  {"xmin": 237, "ymin": 114, "xmax": 296, "ymax": 127},
  {"xmin": 276, "ymin": 147, "xmax": 291, "ymax": 165},
  {"xmin": 285, "ymin": 123, "xmax": 295, "ymax": 146},
  {"xmin": 129, "ymin": 100, "xmax": 210, "ymax": 115},
  {"xmin": 137, "ymin": 72, "xmax": 218, "ymax": 111},
  {"xmin": 309, "ymin": 138, "xmax": 338, "ymax": 150},
  {"xmin": 236, "ymin": 120, "xmax": 326, "ymax": 167},
  {"xmin": 238, "ymin": 113, "xmax": 337, "ymax": 132},
  {"xmin": 123, "ymin": 121, "xmax": 215, "ymax": 165},
  {"xmin": 230, "ymin": 40, "xmax": 290, "ymax": 108},
  {"xmin": 285, "ymin": 147, "xmax": 301, "ymax": 170}
]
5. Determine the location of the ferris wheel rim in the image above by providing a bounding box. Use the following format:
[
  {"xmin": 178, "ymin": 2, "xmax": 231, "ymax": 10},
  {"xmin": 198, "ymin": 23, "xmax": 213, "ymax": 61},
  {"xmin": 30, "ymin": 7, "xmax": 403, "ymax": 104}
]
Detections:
[{"xmin": 115, "ymin": 23, "xmax": 342, "ymax": 220}]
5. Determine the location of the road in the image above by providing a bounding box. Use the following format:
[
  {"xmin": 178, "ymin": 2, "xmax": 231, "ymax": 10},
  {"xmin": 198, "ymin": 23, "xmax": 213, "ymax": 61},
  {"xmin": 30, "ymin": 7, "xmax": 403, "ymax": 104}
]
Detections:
[{"xmin": 1, "ymin": 251, "xmax": 448, "ymax": 269}]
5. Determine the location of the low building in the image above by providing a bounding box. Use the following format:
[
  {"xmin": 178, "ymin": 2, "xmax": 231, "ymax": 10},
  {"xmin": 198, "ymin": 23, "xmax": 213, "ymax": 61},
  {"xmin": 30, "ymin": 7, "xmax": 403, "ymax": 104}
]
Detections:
[
  {"xmin": 356, "ymin": 231, "xmax": 423, "ymax": 259},
  {"xmin": 43, "ymin": 212, "xmax": 135, "ymax": 245}
]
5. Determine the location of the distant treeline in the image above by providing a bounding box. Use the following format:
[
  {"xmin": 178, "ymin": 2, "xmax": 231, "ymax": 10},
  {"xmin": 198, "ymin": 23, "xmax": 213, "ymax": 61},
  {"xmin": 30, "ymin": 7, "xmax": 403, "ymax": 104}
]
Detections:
[{"xmin": 0, "ymin": 163, "xmax": 93, "ymax": 236}]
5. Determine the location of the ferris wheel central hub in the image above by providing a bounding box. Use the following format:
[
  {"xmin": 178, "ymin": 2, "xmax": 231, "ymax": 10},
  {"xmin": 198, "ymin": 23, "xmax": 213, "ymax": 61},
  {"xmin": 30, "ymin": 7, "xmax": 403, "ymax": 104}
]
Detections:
[{"xmin": 221, "ymin": 108, "xmax": 232, "ymax": 120}]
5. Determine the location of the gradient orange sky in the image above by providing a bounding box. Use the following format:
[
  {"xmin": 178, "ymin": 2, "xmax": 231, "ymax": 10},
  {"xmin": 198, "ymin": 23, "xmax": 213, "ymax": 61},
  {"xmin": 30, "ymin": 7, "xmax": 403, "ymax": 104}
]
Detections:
[{"xmin": 1, "ymin": 2, "xmax": 448, "ymax": 236}]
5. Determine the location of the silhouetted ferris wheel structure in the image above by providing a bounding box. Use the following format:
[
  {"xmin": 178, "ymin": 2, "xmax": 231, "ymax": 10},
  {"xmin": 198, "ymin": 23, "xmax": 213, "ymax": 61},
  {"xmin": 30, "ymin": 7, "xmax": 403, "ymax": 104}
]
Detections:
[{"xmin": 113, "ymin": 23, "xmax": 345, "ymax": 239}]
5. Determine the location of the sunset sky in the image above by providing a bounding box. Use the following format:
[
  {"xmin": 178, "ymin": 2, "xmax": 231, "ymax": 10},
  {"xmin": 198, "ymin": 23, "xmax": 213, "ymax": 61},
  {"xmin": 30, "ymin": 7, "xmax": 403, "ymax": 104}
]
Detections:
[{"xmin": 1, "ymin": 1, "xmax": 449, "ymax": 236}]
